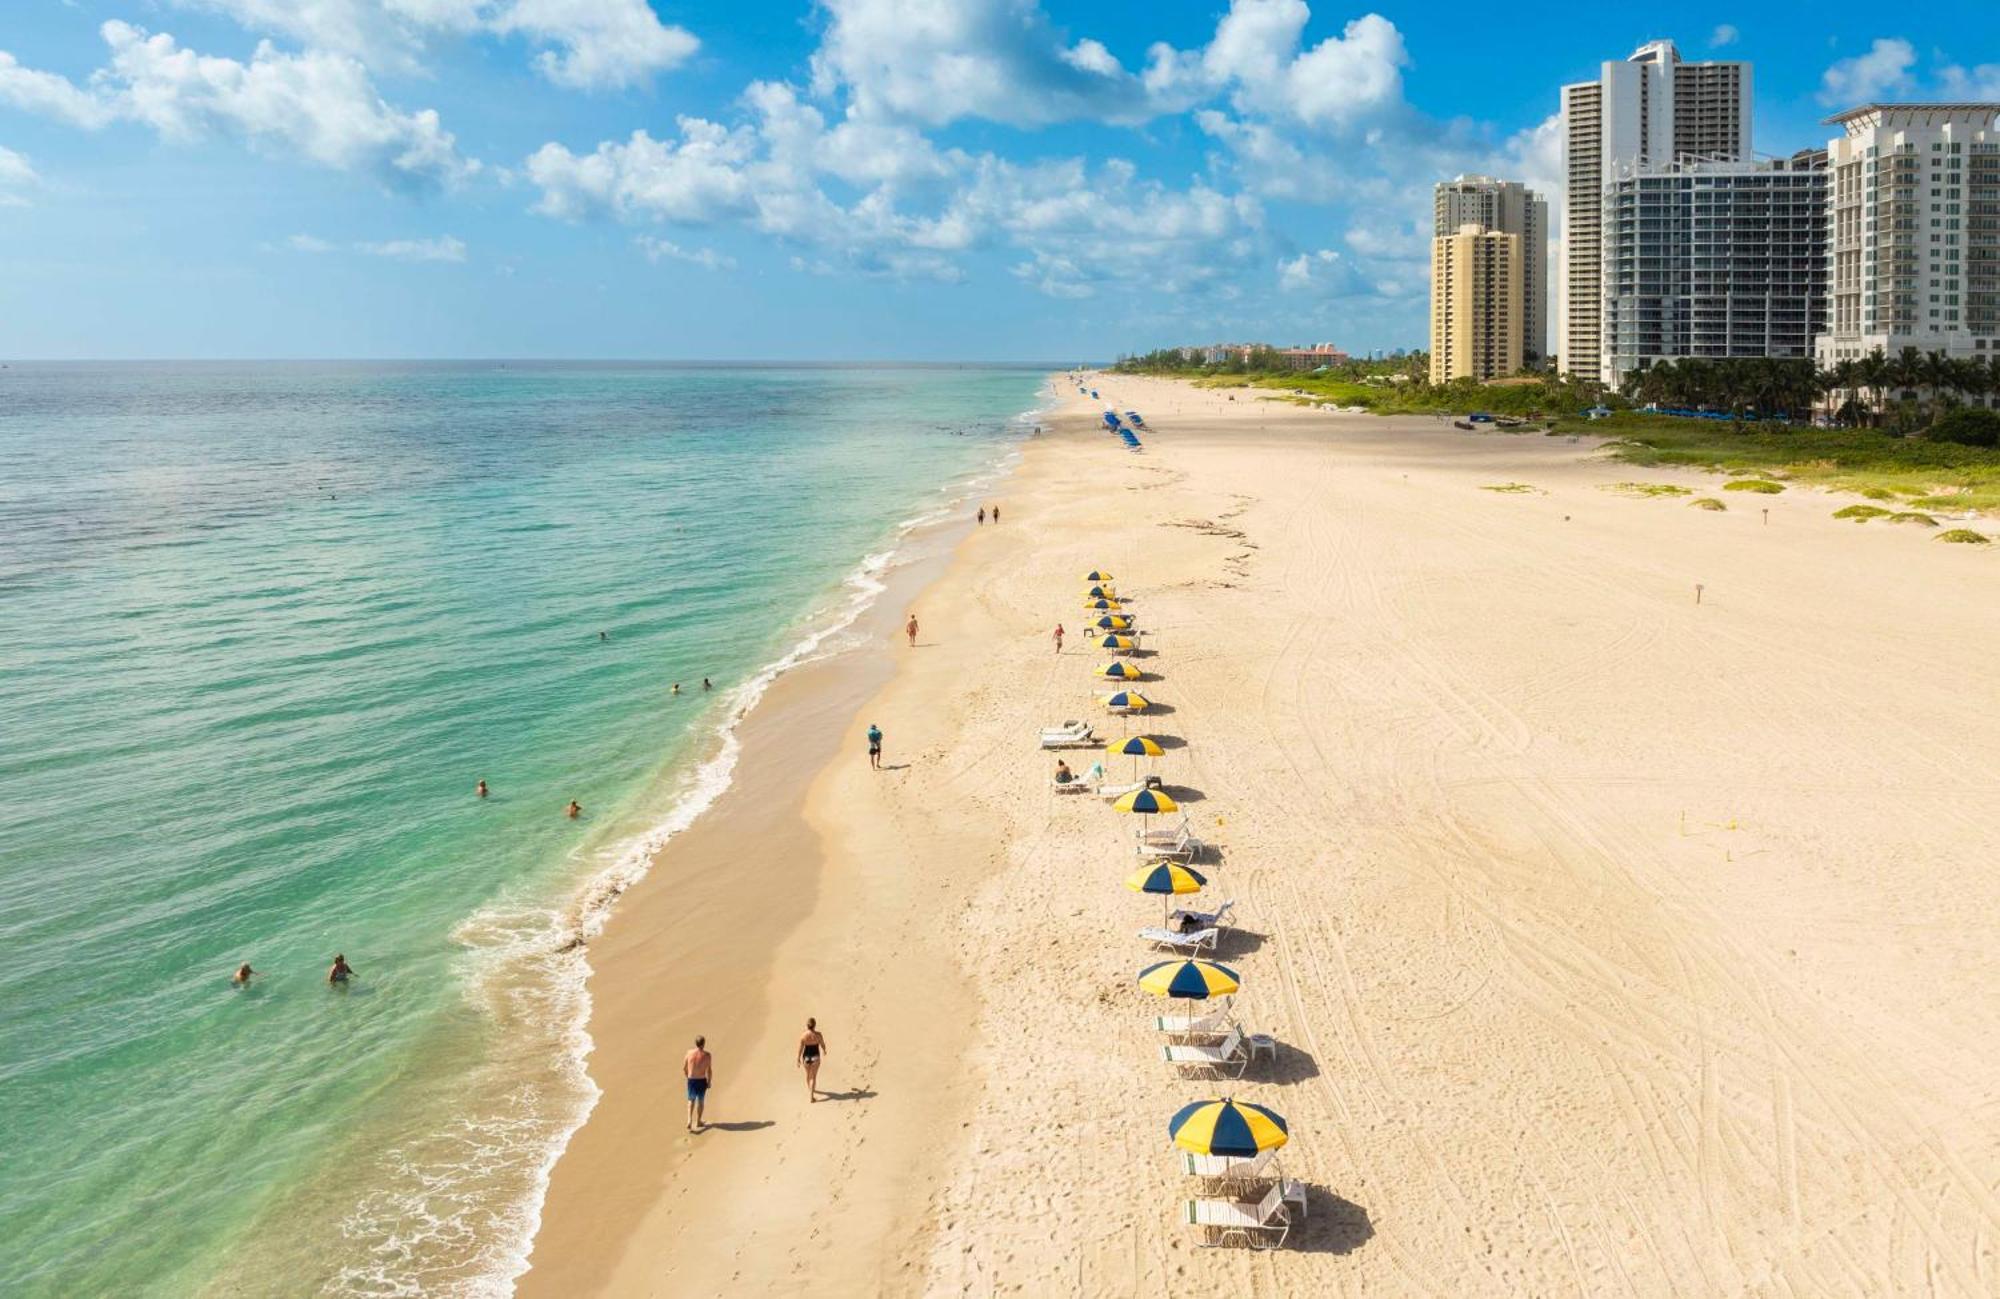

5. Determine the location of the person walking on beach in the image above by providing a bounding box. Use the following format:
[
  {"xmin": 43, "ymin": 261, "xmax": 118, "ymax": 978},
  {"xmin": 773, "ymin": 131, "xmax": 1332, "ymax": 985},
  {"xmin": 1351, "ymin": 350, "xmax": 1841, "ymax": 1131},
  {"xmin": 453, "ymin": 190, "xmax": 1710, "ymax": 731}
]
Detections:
[
  {"xmin": 1052, "ymin": 623, "xmax": 1064, "ymax": 654},
  {"xmin": 327, "ymin": 954, "xmax": 353, "ymax": 985},
  {"xmin": 905, "ymin": 613, "xmax": 918, "ymax": 647},
  {"xmin": 566, "ymin": 800, "xmax": 582, "ymax": 819},
  {"xmin": 866, "ymin": 723, "xmax": 883, "ymax": 770},
  {"xmin": 976, "ymin": 507, "xmax": 985, "ymax": 525},
  {"xmin": 797, "ymin": 1018, "xmax": 828, "ymax": 1101},
  {"xmin": 991, "ymin": 504, "xmax": 1000, "ymax": 522},
  {"xmin": 684, "ymin": 1036, "xmax": 713, "ymax": 1132},
  {"xmin": 232, "ymin": 963, "xmax": 256, "ymax": 987}
]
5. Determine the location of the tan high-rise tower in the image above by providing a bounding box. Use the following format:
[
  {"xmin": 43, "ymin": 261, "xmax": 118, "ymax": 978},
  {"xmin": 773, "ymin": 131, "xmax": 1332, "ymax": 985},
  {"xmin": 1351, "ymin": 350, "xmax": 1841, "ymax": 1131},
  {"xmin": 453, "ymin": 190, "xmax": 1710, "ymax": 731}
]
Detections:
[
  {"xmin": 1434, "ymin": 175, "xmax": 1548, "ymax": 363},
  {"xmin": 1431, "ymin": 224, "xmax": 1524, "ymax": 383}
]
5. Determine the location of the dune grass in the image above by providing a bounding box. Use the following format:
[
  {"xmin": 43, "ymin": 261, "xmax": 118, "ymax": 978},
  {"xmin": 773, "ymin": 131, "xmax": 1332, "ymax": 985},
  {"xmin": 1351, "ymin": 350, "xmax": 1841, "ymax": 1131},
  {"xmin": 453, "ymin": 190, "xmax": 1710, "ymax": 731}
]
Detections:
[
  {"xmin": 1481, "ymin": 482, "xmax": 1540, "ymax": 494},
  {"xmin": 1603, "ymin": 481, "xmax": 1692, "ymax": 498},
  {"xmin": 1889, "ymin": 511, "xmax": 1937, "ymax": 526},
  {"xmin": 1832, "ymin": 504, "xmax": 1893, "ymax": 522},
  {"xmin": 1723, "ymin": 479, "xmax": 1785, "ymax": 494},
  {"xmin": 1937, "ymin": 529, "xmax": 1992, "ymax": 544},
  {"xmin": 1690, "ymin": 497, "xmax": 1727, "ymax": 511}
]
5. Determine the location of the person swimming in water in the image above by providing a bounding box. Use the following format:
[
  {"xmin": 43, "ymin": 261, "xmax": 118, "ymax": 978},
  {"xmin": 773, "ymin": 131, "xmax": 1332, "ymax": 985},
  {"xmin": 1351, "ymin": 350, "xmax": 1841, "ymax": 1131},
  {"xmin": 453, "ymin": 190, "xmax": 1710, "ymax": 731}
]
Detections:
[
  {"xmin": 327, "ymin": 954, "xmax": 353, "ymax": 984},
  {"xmin": 476, "ymin": 779, "xmax": 489, "ymax": 799},
  {"xmin": 566, "ymin": 800, "xmax": 582, "ymax": 819},
  {"xmin": 702, "ymin": 677, "xmax": 712, "ymax": 691},
  {"xmin": 797, "ymin": 1018, "xmax": 828, "ymax": 1101},
  {"xmin": 233, "ymin": 963, "xmax": 255, "ymax": 986}
]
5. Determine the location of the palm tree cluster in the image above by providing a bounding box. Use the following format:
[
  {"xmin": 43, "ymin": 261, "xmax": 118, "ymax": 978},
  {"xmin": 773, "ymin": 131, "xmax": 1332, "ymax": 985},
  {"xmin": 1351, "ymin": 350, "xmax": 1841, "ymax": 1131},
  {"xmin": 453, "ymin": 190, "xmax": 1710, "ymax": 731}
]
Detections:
[{"xmin": 1625, "ymin": 349, "xmax": 2000, "ymax": 430}]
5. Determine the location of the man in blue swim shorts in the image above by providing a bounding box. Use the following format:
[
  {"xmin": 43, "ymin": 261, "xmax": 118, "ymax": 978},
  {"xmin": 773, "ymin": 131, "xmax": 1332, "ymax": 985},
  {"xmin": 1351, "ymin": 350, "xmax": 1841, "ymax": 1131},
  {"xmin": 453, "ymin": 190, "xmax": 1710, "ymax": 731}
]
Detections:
[{"xmin": 683, "ymin": 1035, "xmax": 713, "ymax": 1132}]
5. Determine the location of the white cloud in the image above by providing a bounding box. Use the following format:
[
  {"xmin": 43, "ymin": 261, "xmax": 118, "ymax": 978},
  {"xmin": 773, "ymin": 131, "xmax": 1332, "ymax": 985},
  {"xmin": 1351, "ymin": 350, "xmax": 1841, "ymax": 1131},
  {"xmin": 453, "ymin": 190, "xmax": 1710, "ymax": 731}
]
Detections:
[
  {"xmin": 0, "ymin": 22, "xmax": 475, "ymax": 191},
  {"xmin": 806, "ymin": 0, "xmax": 1148, "ymax": 127},
  {"xmin": 635, "ymin": 234, "xmax": 735, "ymax": 270},
  {"xmin": 1144, "ymin": 4, "xmax": 1409, "ymax": 130},
  {"xmin": 1819, "ymin": 37, "xmax": 1917, "ymax": 106},
  {"xmin": 358, "ymin": 234, "xmax": 467, "ymax": 260},
  {"xmin": 283, "ymin": 232, "xmax": 467, "ymax": 259},
  {"xmin": 178, "ymin": 0, "xmax": 696, "ymax": 89},
  {"xmin": 1938, "ymin": 62, "xmax": 2000, "ymax": 100},
  {"xmin": 0, "ymin": 144, "xmax": 36, "ymax": 206},
  {"xmin": 1709, "ymin": 24, "xmax": 1739, "ymax": 49}
]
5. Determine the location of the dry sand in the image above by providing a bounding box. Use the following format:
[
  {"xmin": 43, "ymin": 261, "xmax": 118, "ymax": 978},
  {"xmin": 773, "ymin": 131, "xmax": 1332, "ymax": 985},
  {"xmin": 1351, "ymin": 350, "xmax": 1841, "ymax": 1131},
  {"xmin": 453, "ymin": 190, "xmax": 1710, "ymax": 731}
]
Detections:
[{"xmin": 523, "ymin": 373, "xmax": 2000, "ymax": 1296}]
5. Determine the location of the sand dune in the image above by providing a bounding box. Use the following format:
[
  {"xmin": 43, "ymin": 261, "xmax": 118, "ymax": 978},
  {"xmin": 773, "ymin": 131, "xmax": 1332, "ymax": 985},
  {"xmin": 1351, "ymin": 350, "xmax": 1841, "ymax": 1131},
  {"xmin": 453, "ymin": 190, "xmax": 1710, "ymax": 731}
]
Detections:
[{"xmin": 525, "ymin": 374, "xmax": 2000, "ymax": 1296}]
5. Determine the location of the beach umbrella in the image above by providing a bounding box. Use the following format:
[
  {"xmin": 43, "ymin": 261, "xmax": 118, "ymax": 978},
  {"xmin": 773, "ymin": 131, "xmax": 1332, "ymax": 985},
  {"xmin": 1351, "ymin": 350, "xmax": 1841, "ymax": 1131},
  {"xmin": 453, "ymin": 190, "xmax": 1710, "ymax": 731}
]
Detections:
[
  {"xmin": 1084, "ymin": 570, "xmax": 1116, "ymax": 582},
  {"xmin": 1113, "ymin": 787, "xmax": 1177, "ymax": 816},
  {"xmin": 1085, "ymin": 585, "xmax": 1117, "ymax": 599},
  {"xmin": 1093, "ymin": 615, "xmax": 1133, "ymax": 631},
  {"xmin": 1098, "ymin": 690, "xmax": 1149, "ymax": 713},
  {"xmin": 1126, "ymin": 859, "xmax": 1206, "ymax": 921},
  {"xmin": 1083, "ymin": 597, "xmax": 1123, "ymax": 612},
  {"xmin": 1095, "ymin": 661, "xmax": 1144, "ymax": 681},
  {"xmin": 1098, "ymin": 633, "xmax": 1137, "ymax": 653},
  {"xmin": 1168, "ymin": 1098, "xmax": 1289, "ymax": 1157},
  {"xmin": 1106, "ymin": 732, "xmax": 1163, "ymax": 778},
  {"xmin": 1137, "ymin": 959, "xmax": 1239, "ymax": 1000}
]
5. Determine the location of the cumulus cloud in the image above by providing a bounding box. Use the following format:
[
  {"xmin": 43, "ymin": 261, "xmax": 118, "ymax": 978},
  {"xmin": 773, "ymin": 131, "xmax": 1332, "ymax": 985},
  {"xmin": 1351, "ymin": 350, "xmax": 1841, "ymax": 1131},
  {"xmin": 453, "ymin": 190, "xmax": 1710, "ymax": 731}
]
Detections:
[
  {"xmin": 1143, "ymin": 4, "xmax": 1409, "ymax": 130},
  {"xmin": 178, "ymin": 0, "xmax": 697, "ymax": 89},
  {"xmin": 0, "ymin": 144, "xmax": 37, "ymax": 206},
  {"xmin": 1709, "ymin": 24, "xmax": 1739, "ymax": 48},
  {"xmin": 635, "ymin": 234, "xmax": 735, "ymax": 270},
  {"xmin": 0, "ymin": 22, "xmax": 475, "ymax": 191},
  {"xmin": 1938, "ymin": 61, "xmax": 2000, "ymax": 100},
  {"xmin": 1819, "ymin": 37, "xmax": 1917, "ymax": 106}
]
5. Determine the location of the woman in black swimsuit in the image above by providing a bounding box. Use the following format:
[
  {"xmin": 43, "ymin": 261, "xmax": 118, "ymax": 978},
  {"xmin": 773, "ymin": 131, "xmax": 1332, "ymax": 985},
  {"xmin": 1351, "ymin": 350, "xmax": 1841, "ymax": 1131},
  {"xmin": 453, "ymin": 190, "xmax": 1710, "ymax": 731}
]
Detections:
[{"xmin": 797, "ymin": 1017, "xmax": 828, "ymax": 1101}]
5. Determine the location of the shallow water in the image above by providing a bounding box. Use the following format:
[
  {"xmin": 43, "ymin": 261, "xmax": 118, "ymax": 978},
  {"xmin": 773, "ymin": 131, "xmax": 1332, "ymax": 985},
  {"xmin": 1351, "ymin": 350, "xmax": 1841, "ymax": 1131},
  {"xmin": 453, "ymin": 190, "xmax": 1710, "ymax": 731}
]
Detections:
[{"xmin": 0, "ymin": 361, "xmax": 1045, "ymax": 1296}]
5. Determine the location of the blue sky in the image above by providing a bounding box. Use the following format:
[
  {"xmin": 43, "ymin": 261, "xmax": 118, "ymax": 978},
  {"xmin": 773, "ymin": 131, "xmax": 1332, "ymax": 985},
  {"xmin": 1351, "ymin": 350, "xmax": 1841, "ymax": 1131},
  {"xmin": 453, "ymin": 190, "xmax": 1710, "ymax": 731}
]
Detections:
[{"xmin": 2, "ymin": 1, "xmax": 1996, "ymax": 360}]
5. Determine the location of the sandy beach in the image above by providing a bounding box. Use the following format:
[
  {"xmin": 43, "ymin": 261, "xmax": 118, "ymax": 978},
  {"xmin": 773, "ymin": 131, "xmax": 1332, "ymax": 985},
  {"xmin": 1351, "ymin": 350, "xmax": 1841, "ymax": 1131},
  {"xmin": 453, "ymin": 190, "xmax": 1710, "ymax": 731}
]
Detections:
[{"xmin": 522, "ymin": 373, "xmax": 2000, "ymax": 1296}]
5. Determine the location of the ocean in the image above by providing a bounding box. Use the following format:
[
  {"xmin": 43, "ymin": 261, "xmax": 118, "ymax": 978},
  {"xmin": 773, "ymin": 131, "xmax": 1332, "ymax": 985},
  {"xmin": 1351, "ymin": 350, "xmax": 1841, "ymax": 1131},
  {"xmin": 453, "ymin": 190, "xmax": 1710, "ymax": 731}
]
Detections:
[{"xmin": 0, "ymin": 361, "xmax": 1048, "ymax": 1296}]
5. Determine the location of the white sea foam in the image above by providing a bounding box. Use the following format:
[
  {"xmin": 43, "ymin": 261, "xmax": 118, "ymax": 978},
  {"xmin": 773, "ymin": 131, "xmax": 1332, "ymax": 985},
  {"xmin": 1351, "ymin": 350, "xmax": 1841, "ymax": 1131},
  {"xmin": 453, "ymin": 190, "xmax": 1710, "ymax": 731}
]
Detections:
[{"xmin": 353, "ymin": 401, "xmax": 1048, "ymax": 1298}]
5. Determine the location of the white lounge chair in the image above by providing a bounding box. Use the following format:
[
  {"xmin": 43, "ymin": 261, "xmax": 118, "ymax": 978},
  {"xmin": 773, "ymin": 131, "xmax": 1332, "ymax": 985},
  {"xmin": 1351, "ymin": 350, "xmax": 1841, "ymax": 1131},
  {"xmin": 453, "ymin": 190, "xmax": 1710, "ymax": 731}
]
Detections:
[
  {"xmin": 1050, "ymin": 772, "xmax": 1093, "ymax": 794},
  {"xmin": 1183, "ymin": 1180, "xmax": 1307, "ymax": 1249},
  {"xmin": 1168, "ymin": 899, "xmax": 1235, "ymax": 930},
  {"xmin": 1136, "ymin": 822, "xmax": 1204, "ymax": 861},
  {"xmin": 1095, "ymin": 780, "xmax": 1147, "ymax": 802},
  {"xmin": 1180, "ymin": 1148, "xmax": 1279, "ymax": 1182},
  {"xmin": 1139, "ymin": 926, "xmax": 1218, "ymax": 955},
  {"xmin": 1039, "ymin": 720, "xmax": 1096, "ymax": 749},
  {"xmin": 1162, "ymin": 1027, "xmax": 1249, "ymax": 1077},
  {"xmin": 1155, "ymin": 1008, "xmax": 1235, "ymax": 1036}
]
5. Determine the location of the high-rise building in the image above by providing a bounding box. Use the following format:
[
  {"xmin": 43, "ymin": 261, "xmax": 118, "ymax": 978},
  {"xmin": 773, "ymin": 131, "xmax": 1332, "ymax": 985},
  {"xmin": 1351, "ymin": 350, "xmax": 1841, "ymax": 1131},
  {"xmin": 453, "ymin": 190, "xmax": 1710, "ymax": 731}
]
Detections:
[
  {"xmin": 1431, "ymin": 224, "xmax": 1524, "ymax": 383},
  {"xmin": 1435, "ymin": 176, "xmax": 1549, "ymax": 362},
  {"xmin": 1560, "ymin": 40, "xmax": 1752, "ymax": 379},
  {"xmin": 1816, "ymin": 103, "xmax": 2000, "ymax": 370},
  {"xmin": 1601, "ymin": 150, "xmax": 1828, "ymax": 386}
]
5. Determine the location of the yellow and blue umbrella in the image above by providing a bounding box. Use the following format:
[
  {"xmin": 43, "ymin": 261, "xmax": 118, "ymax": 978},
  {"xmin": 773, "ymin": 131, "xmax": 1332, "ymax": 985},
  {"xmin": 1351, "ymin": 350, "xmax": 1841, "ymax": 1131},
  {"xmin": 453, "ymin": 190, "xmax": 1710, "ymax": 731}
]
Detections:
[
  {"xmin": 1138, "ymin": 959, "xmax": 1239, "ymax": 1000},
  {"xmin": 1098, "ymin": 633, "xmax": 1137, "ymax": 653},
  {"xmin": 1169, "ymin": 1098, "xmax": 1289, "ymax": 1157},
  {"xmin": 1085, "ymin": 585, "xmax": 1117, "ymax": 599},
  {"xmin": 1126, "ymin": 861, "xmax": 1205, "ymax": 894},
  {"xmin": 1084, "ymin": 570, "xmax": 1115, "ymax": 582},
  {"xmin": 1113, "ymin": 787, "xmax": 1178, "ymax": 816},
  {"xmin": 1107, "ymin": 732, "xmax": 1163, "ymax": 778},
  {"xmin": 1095, "ymin": 661, "xmax": 1143, "ymax": 681},
  {"xmin": 1093, "ymin": 615, "xmax": 1133, "ymax": 631},
  {"xmin": 1083, "ymin": 597, "xmax": 1123, "ymax": 612},
  {"xmin": 1099, "ymin": 690, "xmax": 1150, "ymax": 712}
]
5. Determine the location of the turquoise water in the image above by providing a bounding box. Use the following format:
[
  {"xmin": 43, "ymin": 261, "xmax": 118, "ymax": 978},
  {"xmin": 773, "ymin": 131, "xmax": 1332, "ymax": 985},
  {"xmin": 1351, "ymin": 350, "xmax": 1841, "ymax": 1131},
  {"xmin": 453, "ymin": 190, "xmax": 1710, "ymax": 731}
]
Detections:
[{"xmin": 0, "ymin": 363, "xmax": 1045, "ymax": 1296}]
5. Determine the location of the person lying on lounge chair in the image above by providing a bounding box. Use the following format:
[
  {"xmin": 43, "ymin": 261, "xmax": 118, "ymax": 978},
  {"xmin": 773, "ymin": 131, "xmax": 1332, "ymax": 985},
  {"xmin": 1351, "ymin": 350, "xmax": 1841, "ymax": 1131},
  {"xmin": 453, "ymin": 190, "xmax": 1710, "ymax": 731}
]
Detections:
[{"xmin": 1054, "ymin": 760, "xmax": 1074, "ymax": 785}]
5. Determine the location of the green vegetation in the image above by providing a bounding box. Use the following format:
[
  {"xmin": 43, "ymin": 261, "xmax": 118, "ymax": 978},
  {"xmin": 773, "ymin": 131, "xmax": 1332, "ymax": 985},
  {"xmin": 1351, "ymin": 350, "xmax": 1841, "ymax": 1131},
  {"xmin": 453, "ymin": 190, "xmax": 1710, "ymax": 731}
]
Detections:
[
  {"xmin": 1832, "ymin": 504, "xmax": 1892, "ymax": 521},
  {"xmin": 1481, "ymin": 483, "xmax": 1540, "ymax": 494},
  {"xmin": 1603, "ymin": 481, "xmax": 1692, "ymax": 498},
  {"xmin": 1928, "ymin": 408, "xmax": 2000, "ymax": 448},
  {"xmin": 1724, "ymin": 479, "xmax": 1785, "ymax": 494},
  {"xmin": 1889, "ymin": 511, "xmax": 1937, "ymax": 526},
  {"xmin": 1690, "ymin": 497, "xmax": 1727, "ymax": 511},
  {"xmin": 1937, "ymin": 529, "xmax": 1991, "ymax": 545},
  {"xmin": 1855, "ymin": 486, "xmax": 1896, "ymax": 500}
]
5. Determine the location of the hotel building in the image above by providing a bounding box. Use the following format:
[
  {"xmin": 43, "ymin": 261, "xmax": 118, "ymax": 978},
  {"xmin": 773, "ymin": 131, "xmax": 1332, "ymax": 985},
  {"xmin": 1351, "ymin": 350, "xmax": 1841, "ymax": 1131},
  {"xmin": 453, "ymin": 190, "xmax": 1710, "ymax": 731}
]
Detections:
[
  {"xmin": 1431, "ymin": 224, "xmax": 1524, "ymax": 383},
  {"xmin": 1435, "ymin": 176, "xmax": 1549, "ymax": 363}
]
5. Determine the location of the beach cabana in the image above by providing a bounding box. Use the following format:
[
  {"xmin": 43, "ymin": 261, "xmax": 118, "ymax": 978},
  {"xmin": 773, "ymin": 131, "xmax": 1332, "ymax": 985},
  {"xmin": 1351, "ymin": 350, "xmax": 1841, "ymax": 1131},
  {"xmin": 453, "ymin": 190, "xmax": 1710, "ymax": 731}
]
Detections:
[{"xmin": 1095, "ymin": 661, "xmax": 1144, "ymax": 681}]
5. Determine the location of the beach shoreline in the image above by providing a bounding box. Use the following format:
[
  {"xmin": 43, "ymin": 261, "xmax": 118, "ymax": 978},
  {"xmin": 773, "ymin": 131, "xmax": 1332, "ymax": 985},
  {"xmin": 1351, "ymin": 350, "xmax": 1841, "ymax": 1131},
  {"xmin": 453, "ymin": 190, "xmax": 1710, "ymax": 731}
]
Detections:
[{"xmin": 521, "ymin": 372, "xmax": 2000, "ymax": 1296}]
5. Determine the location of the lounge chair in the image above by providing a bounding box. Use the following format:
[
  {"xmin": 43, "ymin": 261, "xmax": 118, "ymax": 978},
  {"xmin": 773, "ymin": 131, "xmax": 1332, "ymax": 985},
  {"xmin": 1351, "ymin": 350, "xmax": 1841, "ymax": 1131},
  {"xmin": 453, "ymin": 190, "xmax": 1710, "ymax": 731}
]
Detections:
[
  {"xmin": 1136, "ymin": 822, "xmax": 1204, "ymax": 861},
  {"xmin": 1180, "ymin": 1148, "xmax": 1279, "ymax": 1183},
  {"xmin": 1095, "ymin": 780, "xmax": 1147, "ymax": 802},
  {"xmin": 1039, "ymin": 720, "xmax": 1096, "ymax": 749},
  {"xmin": 1154, "ymin": 1009, "xmax": 1235, "ymax": 1036},
  {"xmin": 1162, "ymin": 1027, "xmax": 1249, "ymax": 1077},
  {"xmin": 1139, "ymin": 926, "xmax": 1218, "ymax": 955},
  {"xmin": 1050, "ymin": 771, "xmax": 1093, "ymax": 794},
  {"xmin": 1183, "ymin": 1180, "xmax": 1307, "ymax": 1249},
  {"xmin": 1168, "ymin": 899, "xmax": 1234, "ymax": 930}
]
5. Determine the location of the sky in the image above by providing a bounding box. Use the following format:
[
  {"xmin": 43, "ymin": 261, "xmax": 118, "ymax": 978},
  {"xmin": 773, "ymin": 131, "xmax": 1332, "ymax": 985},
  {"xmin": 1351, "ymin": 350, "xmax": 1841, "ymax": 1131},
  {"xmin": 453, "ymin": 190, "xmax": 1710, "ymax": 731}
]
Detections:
[{"xmin": 1, "ymin": 1, "xmax": 1997, "ymax": 361}]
